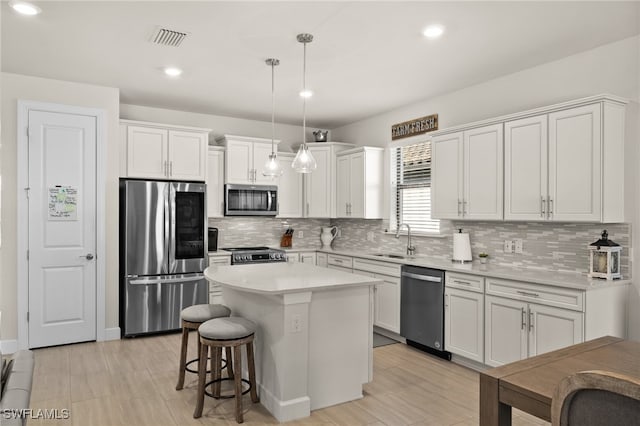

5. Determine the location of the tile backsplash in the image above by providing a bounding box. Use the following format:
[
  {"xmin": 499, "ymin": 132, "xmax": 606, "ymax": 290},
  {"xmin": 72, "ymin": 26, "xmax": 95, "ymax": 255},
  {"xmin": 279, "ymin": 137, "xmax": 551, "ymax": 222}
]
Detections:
[
  {"xmin": 207, "ymin": 217, "xmax": 329, "ymax": 250},
  {"xmin": 330, "ymin": 219, "xmax": 631, "ymax": 277},
  {"xmin": 207, "ymin": 216, "xmax": 631, "ymax": 277}
]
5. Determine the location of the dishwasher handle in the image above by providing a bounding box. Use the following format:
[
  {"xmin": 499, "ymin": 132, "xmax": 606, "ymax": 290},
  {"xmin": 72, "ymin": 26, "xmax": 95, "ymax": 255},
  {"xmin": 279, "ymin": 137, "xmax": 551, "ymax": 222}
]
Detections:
[{"xmin": 401, "ymin": 272, "xmax": 442, "ymax": 283}]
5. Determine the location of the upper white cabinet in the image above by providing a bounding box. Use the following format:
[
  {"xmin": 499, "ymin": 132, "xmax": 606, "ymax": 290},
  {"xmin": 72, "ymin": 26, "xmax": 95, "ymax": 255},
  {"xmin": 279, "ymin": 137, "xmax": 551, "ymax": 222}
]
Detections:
[
  {"xmin": 217, "ymin": 135, "xmax": 280, "ymax": 185},
  {"xmin": 120, "ymin": 120, "xmax": 209, "ymax": 181},
  {"xmin": 433, "ymin": 95, "xmax": 627, "ymax": 223},
  {"xmin": 300, "ymin": 142, "xmax": 354, "ymax": 218},
  {"xmin": 206, "ymin": 147, "xmax": 225, "ymax": 218},
  {"xmin": 505, "ymin": 99, "xmax": 625, "ymax": 222},
  {"xmin": 276, "ymin": 152, "xmax": 303, "ymax": 218},
  {"xmin": 336, "ymin": 147, "xmax": 384, "ymax": 219},
  {"xmin": 432, "ymin": 123, "xmax": 503, "ymax": 220}
]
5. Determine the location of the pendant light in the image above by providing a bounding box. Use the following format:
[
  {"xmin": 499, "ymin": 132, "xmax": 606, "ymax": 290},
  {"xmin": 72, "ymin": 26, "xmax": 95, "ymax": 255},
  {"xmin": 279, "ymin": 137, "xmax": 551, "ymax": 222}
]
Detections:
[
  {"xmin": 292, "ymin": 33, "xmax": 317, "ymax": 173},
  {"xmin": 262, "ymin": 58, "xmax": 283, "ymax": 177}
]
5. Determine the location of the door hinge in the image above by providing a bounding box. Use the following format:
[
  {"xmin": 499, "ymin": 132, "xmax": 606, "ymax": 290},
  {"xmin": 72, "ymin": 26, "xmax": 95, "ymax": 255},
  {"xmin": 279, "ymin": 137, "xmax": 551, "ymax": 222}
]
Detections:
[{"xmin": 24, "ymin": 187, "xmax": 30, "ymax": 199}]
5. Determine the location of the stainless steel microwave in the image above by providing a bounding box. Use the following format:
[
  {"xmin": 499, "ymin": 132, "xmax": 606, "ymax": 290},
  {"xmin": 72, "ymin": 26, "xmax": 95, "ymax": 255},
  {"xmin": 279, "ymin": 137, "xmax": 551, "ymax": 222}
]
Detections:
[{"xmin": 224, "ymin": 184, "xmax": 278, "ymax": 216}]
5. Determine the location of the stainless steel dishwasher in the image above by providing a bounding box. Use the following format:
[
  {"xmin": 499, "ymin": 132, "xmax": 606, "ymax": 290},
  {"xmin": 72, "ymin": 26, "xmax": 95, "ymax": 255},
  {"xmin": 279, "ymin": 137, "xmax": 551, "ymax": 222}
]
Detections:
[{"xmin": 400, "ymin": 265, "xmax": 451, "ymax": 360}]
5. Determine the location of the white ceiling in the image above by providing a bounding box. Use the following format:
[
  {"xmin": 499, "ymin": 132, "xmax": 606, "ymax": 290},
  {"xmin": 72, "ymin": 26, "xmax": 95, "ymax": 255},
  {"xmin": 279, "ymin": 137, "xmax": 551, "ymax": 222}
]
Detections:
[{"xmin": 2, "ymin": 1, "xmax": 639, "ymax": 129}]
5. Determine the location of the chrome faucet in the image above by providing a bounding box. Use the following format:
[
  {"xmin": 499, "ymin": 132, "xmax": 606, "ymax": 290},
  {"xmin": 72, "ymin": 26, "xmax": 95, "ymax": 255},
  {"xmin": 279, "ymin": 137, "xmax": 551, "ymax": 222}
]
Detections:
[{"xmin": 396, "ymin": 223, "xmax": 416, "ymax": 256}]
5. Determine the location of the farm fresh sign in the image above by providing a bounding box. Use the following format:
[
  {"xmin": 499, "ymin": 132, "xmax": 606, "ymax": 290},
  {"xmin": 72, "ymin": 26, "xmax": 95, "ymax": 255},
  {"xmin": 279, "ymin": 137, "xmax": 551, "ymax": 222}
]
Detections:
[{"xmin": 391, "ymin": 114, "xmax": 438, "ymax": 140}]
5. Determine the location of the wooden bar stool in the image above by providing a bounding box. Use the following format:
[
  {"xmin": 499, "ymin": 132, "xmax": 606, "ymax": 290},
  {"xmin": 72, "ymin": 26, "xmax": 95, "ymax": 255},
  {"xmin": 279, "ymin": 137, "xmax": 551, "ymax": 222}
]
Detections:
[
  {"xmin": 194, "ymin": 317, "xmax": 259, "ymax": 424},
  {"xmin": 175, "ymin": 304, "xmax": 232, "ymax": 391}
]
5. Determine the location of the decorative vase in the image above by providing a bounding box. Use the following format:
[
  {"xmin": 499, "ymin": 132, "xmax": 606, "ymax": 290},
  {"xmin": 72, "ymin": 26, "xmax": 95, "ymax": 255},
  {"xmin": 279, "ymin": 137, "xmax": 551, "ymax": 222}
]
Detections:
[{"xmin": 320, "ymin": 226, "xmax": 338, "ymax": 249}]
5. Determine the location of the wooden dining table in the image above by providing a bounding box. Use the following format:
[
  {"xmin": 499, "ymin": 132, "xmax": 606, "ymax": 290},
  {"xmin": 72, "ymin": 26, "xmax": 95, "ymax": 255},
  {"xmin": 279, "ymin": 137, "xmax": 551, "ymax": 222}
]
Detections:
[{"xmin": 479, "ymin": 336, "xmax": 640, "ymax": 425}]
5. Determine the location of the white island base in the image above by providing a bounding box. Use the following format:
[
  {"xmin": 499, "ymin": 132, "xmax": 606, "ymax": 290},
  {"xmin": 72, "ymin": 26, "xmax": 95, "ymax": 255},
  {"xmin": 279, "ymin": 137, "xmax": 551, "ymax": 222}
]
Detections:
[{"xmin": 205, "ymin": 263, "xmax": 379, "ymax": 423}]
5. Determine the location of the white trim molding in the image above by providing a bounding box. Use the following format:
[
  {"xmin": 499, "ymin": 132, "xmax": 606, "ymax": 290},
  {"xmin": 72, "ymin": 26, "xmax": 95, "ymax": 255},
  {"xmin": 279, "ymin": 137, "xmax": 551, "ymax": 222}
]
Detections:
[
  {"xmin": 17, "ymin": 100, "xmax": 108, "ymax": 349},
  {"xmin": 0, "ymin": 340, "xmax": 19, "ymax": 355}
]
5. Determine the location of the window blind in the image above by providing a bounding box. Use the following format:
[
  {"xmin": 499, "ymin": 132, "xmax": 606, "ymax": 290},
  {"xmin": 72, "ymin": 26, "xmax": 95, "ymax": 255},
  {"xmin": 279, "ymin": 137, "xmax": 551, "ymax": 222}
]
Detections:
[{"xmin": 394, "ymin": 142, "xmax": 440, "ymax": 233}]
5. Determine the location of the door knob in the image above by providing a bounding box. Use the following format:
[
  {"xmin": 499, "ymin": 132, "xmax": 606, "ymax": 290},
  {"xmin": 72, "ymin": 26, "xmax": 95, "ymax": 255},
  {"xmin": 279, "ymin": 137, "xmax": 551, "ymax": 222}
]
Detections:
[{"xmin": 81, "ymin": 253, "xmax": 94, "ymax": 260}]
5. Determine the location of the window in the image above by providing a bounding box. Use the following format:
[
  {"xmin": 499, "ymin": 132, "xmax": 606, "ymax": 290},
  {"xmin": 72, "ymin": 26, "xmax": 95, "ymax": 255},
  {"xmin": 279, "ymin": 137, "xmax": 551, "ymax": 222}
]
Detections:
[{"xmin": 391, "ymin": 141, "xmax": 440, "ymax": 234}]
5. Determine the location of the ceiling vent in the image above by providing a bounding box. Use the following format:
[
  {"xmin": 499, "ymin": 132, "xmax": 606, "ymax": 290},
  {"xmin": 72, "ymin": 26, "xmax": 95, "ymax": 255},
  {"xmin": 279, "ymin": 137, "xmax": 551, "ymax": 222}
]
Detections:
[{"xmin": 150, "ymin": 27, "xmax": 189, "ymax": 47}]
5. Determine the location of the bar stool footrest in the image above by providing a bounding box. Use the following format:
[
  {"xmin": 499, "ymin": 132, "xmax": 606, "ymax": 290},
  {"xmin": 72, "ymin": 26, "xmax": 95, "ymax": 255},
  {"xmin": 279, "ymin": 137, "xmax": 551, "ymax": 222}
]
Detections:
[
  {"xmin": 204, "ymin": 377, "xmax": 252, "ymax": 400},
  {"xmin": 185, "ymin": 357, "xmax": 228, "ymax": 374}
]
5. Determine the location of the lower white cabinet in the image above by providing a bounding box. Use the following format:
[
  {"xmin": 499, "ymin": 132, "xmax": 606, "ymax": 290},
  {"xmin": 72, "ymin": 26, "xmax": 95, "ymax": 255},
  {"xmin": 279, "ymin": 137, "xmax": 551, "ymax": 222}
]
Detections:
[
  {"xmin": 445, "ymin": 287, "xmax": 484, "ymax": 363},
  {"xmin": 484, "ymin": 295, "xmax": 584, "ymax": 367},
  {"xmin": 287, "ymin": 253, "xmax": 300, "ymax": 263},
  {"xmin": 300, "ymin": 252, "xmax": 316, "ymax": 265},
  {"xmin": 373, "ymin": 273, "xmax": 400, "ymax": 334},
  {"xmin": 316, "ymin": 252, "xmax": 328, "ymax": 268},
  {"xmin": 328, "ymin": 265, "xmax": 353, "ymax": 273},
  {"xmin": 208, "ymin": 254, "xmax": 231, "ymax": 303}
]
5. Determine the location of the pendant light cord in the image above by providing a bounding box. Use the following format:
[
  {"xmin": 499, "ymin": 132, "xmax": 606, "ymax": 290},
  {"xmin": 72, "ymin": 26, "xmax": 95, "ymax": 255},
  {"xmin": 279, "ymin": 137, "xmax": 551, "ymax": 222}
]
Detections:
[
  {"xmin": 271, "ymin": 60, "xmax": 276, "ymax": 156},
  {"xmin": 302, "ymin": 40, "xmax": 307, "ymax": 147}
]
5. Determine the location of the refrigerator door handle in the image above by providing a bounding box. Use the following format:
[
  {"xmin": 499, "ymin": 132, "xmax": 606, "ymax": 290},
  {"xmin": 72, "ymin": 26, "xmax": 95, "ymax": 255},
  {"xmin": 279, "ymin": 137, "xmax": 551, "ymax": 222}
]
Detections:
[
  {"xmin": 168, "ymin": 183, "xmax": 177, "ymax": 273},
  {"xmin": 129, "ymin": 274, "xmax": 204, "ymax": 285}
]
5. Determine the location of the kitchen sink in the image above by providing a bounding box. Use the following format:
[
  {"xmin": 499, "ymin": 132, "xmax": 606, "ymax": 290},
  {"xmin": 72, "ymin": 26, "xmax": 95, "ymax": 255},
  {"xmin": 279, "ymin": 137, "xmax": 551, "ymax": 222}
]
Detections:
[{"xmin": 371, "ymin": 253, "xmax": 409, "ymax": 259}]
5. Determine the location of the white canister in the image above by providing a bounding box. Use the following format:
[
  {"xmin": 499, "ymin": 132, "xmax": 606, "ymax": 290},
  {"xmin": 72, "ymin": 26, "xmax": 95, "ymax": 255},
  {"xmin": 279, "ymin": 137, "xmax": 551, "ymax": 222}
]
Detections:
[{"xmin": 320, "ymin": 226, "xmax": 338, "ymax": 249}]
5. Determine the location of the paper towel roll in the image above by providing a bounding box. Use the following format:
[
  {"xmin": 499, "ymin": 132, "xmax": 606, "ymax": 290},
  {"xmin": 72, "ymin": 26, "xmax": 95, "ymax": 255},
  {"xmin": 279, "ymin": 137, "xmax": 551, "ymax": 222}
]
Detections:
[{"xmin": 453, "ymin": 232, "xmax": 472, "ymax": 262}]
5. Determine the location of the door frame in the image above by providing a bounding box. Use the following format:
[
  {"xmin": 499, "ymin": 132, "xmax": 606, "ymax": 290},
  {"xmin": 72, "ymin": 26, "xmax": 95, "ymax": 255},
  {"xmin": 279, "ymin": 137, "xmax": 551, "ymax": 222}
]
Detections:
[{"xmin": 16, "ymin": 100, "xmax": 107, "ymax": 350}]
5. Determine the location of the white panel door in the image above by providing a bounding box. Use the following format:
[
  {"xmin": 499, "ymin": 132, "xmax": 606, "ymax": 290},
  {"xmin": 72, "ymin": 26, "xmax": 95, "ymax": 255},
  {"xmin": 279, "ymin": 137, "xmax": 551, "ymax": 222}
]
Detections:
[
  {"xmin": 225, "ymin": 140, "xmax": 253, "ymax": 184},
  {"xmin": 168, "ymin": 130, "xmax": 207, "ymax": 181},
  {"xmin": 431, "ymin": 132, "xmax": 463, "ymax": 219},
  {"xmin": 485, "ymin": 296, "xmax": 527, "ymax": 367},
  {"xmin": 300, "ymin": 252, "xmax": 317, "ymax": 265},
  {"xmin": 253, "ymin": 143, "xmax": 276, "ymax": 184},
  {"xmin": 374, "ymin": 274, "xmax": 400, "ymax": 333},
  {"xmin": 206, "ymin": 149, "xmax": 224, "ymax": 217},
  {"xmin": 28, "ymin": 110, "xmax": 97, "ymax": 348},
  {"xmin": 335, "ymin": 154, "xmax": 350, "ymax": 217},
  {"xmin": 126, "ymin": 126, "xmax": 167, "ymax": 179},
  {"xmin": 548, "ymin": 104, "xmax": 602, "ymax": 221},
  {"xmin": 276, "ymin": 153, "xmax": 303, "ymax": 218},
  {"xmin": 445, "ymin": 288, "xmax": 484, "ymax": 363},
  {"xmin": 504, "ymin": 115, "xmax": 548, "ymax": 221},
  {"xmin": 305, "ymin": 147, "xmax": 331, "ymax": 218},
  {"xmin": 528, "ymin": 304, "xmax": 583, "ymax": 357},
  {"xmin": 349, "ymin": 152, "xmax": 365, "ymax": 218},
  {"xmin": 464, "ymin": 124, "xmax": 503, "ymax": 220}
]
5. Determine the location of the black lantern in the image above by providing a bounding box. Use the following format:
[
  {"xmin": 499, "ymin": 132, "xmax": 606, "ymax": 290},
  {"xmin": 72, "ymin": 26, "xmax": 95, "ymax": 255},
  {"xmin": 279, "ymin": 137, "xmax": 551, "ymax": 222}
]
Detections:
[{"xmin": 588, "ymin": 230, "xmax": 622, "ymax": 280}]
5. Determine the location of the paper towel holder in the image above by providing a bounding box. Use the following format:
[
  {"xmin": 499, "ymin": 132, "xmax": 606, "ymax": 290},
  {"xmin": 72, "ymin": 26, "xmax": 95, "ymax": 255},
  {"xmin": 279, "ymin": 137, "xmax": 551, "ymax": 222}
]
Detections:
[{"xmin": 452, "ymin": 228, "xmax": 473, "ymax": 264}]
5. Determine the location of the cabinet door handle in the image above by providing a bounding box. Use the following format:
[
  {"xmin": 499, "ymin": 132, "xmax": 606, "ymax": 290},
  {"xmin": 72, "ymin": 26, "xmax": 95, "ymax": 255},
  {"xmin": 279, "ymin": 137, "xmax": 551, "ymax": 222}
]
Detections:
[
  {"xmin": 548, "ymin": 197, "xmax": 553, "ymax": 216},
  {"xmin": 529, "ymin": 311, "xmax": 534, "ymax": 331},
  {"xmin": 541, "ymin": 196, "xmax": 546, "ymax": 218},
  {"xmin": 521, "ymin": 308, "xmax": 526, "ymax": 330},
  {"xmin": 457, "ymin": 199, "xmax": 462, "ymax": 216},
  {"xmin": 516, "ymin": 290, "xmax": 540, "ymax": 298},
  {"xmin": 169, "ymin": 161, "xmax": 173, "ymax": 177},
  {"xmin": 453, "ymin": 280, "xmax": 471, "ymax": 286},
  {"xmin": 445, "ymin": 294, "xmax": 449, "ymax": 309},
  {"xmin": 463, "ymin": 200, "xmax": 467, "ymax": 215},
  {"xmin": 306, "ymin": 202, "xmax": 310, "ymax": 216},
  {"xmin": 164, "ymin": 161, "xmax": 168, "ymax": 177}
]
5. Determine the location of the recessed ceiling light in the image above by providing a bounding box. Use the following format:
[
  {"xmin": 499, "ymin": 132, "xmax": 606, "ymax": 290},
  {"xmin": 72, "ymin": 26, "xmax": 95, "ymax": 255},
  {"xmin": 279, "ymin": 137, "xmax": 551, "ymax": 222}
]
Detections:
[
  {"xmin": 423, "ymin": 25, "xmax": 445, "ymax": 39},
  {"xmin": 9, "ymin": 1, "xmax": 42, "ymax": 16},
  {"xmin": 163, "ymin": 67, "xmax": 183, "ymax": 77},
  {"xmin": 299, "ymin": 90, "xmax": 313, "ymax": 98}
]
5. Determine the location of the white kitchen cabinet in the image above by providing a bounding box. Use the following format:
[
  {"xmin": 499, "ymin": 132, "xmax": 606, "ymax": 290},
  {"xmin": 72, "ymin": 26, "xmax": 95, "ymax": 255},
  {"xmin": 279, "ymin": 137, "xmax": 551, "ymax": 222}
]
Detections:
[
  {"xmin": 286, "ymin": 253, "xmax": 300, "ymax": 263},
  {"xmin": 316, "ymin": 252, "xmax": 328, "ymax": 268},
  {"xmin": 121, "ymin": 120, "xmax": 209, "ymax": 181},
  {"xmin": 328, "ymin": 265, "xmax": 353, "ymax": 273},
  {"xmin": 484, "ymin": 295, "xmax": 528, "ymax": 367},
  {"xmin": 528, "ymin": 303, "xmax": 583, "ymax": 357},
  {"xmin": 336, "ymin": 147, "xmax": 384, "ymax": 219},
  {"xmin": 206, "ymin": 147, "xmax": 225, "ymax": 217},
  {"xmin": 300, "ymin": 252, "xmax": 317, "ymax": 265},
  {"xmin": 276, "ymin": 152, "xmax": 303, "ymax": 218},
  {"xmin": 444, "ymin": 272, "xmax": 484, "ymax": 363},
  {"xmin": 300, "ymin": 142, "xmax": 354, "ymax": 218},
  {"xmin": 217, "ymin": 135, "xmax": 280, "ymax": 184},
  {"xmin": 373, "ymin": 274, "xmax": 401, "ymax": 334},
  {"xmin": 432, "ymin": 123, "xmax": 503, "ymax": 220}
]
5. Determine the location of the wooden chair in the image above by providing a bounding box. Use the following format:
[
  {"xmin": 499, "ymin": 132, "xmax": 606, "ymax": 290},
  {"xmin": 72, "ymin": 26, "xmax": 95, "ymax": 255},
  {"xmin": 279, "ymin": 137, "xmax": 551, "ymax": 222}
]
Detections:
[{"xmin": 551, "ymin": 370, "xmax": 640, "ymax": 426}]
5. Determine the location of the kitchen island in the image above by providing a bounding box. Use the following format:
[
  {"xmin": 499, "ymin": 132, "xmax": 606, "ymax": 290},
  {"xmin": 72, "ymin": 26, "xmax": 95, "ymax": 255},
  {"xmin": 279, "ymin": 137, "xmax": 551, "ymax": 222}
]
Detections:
[{"xmin": 204, "ymin": 262, "xmax": 381, "ymax": 423}]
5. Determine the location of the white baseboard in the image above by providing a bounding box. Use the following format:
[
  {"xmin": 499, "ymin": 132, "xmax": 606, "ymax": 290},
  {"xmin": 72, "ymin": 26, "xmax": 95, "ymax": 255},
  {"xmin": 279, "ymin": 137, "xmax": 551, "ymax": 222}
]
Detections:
[
  {"xmin": 258, "ymin": 383, "xmax": 310, "ymax": 423},
  {"xmin": 103, "ymin": 328, "xmax": 121, "ymax": 341},
  {"xmin": 0, "ymin": 340, "xmax": 18, "ymax": 354}
]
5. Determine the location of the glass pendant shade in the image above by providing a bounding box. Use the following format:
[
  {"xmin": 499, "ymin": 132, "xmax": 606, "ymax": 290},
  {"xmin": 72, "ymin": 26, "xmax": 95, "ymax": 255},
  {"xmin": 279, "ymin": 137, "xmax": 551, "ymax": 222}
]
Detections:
[
  {"xmin": 262, "ymin": 58, "xmax": 283, "ymax": 178},
  {"xmin": 292, "ymin": 144, "xmax": 317, "ymax": 173},
  {"xmin": 293, "ymin": 33, "xmax": 317, "ymax": 174}
]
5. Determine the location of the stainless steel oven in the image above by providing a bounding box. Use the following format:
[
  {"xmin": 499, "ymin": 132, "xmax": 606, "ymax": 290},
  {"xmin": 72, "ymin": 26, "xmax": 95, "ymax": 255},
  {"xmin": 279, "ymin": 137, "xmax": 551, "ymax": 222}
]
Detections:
[{"xmin": 225, "ymin": 184, "xmax": 278, "ymax": 216}]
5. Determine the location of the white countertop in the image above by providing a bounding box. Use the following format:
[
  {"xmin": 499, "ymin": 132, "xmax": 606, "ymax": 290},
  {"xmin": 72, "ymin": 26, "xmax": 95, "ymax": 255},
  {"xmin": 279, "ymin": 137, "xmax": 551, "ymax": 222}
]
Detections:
[
  {"xmin": 318, "ymin": 249, "xmax": 631, "ymax": 291},
  {"xmin": 204, "ymin": 262, "xmax": 381, "ymax": 295}
]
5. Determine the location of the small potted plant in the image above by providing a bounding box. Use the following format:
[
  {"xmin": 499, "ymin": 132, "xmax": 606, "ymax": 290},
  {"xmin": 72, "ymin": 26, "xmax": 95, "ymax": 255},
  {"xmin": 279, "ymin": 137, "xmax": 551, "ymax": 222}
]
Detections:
[{"xmin": 478, "ymin": 252, "xmax": 489, "ymax": 264}]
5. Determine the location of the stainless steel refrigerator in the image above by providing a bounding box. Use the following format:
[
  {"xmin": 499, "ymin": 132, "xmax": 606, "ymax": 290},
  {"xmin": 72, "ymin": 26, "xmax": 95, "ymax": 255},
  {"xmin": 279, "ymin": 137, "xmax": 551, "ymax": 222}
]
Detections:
[{"xmin": 119, "ymin": 179, "xmax": 208, "ymax": 337}]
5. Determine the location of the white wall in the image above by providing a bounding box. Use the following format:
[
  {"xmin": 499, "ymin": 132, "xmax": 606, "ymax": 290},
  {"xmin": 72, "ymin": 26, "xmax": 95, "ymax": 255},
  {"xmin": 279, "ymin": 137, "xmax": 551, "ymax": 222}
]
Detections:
[
  {"xmin": 333, "ymin": 36, "xmax": 640, "ymax": 340},
  {"xmin": 0, "ymin": 73, "xmax": 120, "ymax": 343},
  {"xmin": 120, "ymin": 104, "xmax": 319, "ymax": 153}
]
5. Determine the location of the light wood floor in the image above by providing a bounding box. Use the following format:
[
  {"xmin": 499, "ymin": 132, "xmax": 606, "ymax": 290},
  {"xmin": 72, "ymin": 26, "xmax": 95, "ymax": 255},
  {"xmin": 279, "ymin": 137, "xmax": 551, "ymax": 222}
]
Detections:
[{"xmin": 27, "ymin": 333, "xmax": 549, "ymax": 425}]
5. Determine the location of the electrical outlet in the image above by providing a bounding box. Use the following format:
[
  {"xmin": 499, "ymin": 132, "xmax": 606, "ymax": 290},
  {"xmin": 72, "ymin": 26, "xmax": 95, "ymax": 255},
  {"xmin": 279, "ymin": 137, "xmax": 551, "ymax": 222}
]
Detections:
[
  {"xmin": 298, "ymin": 230, "xmax": 304, "ymax": 238},
  {"xmin": 503, "ymin": 240, "xmax": 513, "ymax": 253},
  {"xmin": 367, "ymin": 231, "xmax": 375, "ymax": 242},
  {"xmin": 514, "ymin": 239, "xmax": 523, "ymax": 254},
  {"xmin": 291, "ymin": 315, "xmax": 302, "ymax": 333}
]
